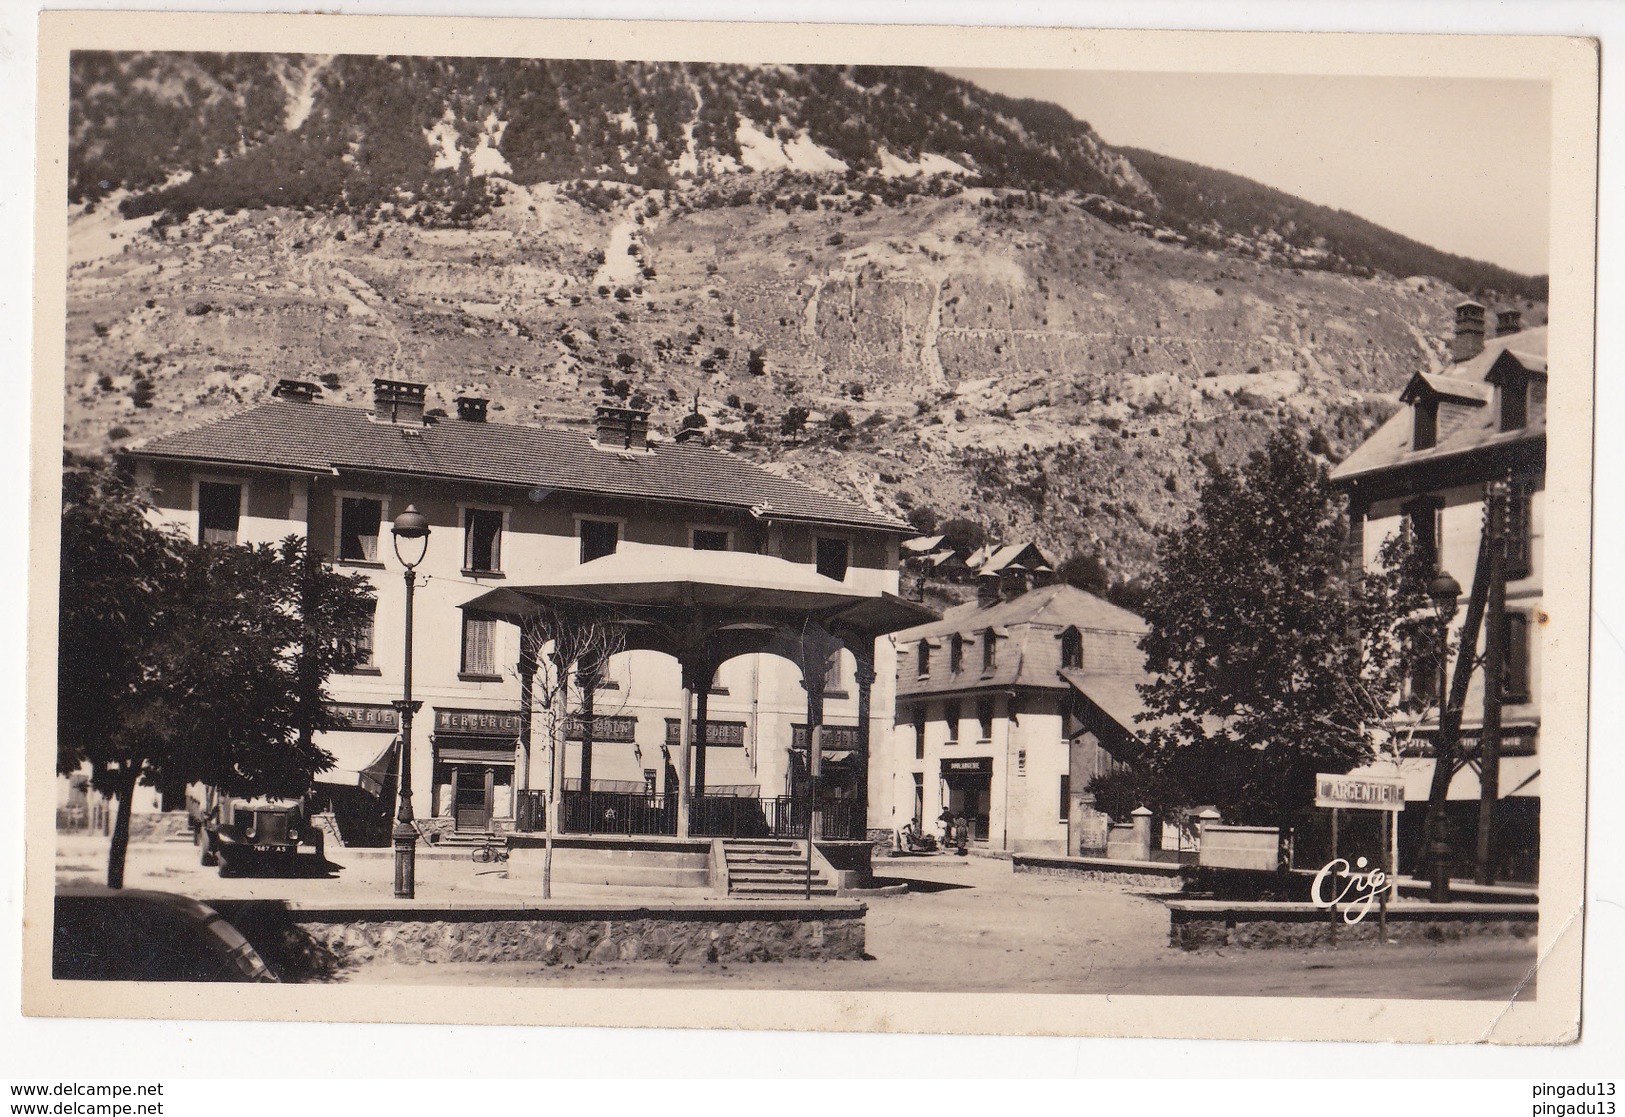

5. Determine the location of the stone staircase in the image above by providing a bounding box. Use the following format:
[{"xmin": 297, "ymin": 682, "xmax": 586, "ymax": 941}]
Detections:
[{"xmin": 723, "ymin": 839, "xmax": 836, "ymax": 897}]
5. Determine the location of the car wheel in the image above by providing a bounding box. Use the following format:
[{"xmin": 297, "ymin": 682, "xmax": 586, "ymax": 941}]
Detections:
[{"xmin": 200, "ymin": 835, "xmax": 219, "ymax": 867}]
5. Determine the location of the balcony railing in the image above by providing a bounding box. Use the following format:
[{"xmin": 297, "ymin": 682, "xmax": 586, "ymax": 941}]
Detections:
[{"xmin": 548, "ymin": 790, "xmax": 867, "ymax": 841}]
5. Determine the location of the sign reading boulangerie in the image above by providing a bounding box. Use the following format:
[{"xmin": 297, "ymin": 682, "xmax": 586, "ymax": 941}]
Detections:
[{"xmin": 1314, "ymin": 773, "xmax": 1405, "ymax": 812}]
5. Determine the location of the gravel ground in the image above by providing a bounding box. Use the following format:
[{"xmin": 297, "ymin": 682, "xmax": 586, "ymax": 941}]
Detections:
[{"xmin": 56, "ymin": 837, "xmax": 1537, "ymax": 999}]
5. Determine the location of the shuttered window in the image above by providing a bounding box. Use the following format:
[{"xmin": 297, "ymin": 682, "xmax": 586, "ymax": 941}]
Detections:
[
  {"xmin": 982, "ymin": 629, "xmax": 998, "ymax": 672},
  {"xmin": 464, "ymin": 508, "xmax": 504, "ymax": 572},
  {"xmin": 1502, "ymin": 611, "xmax": 1531, "ymax": 704},
  {"xmin": 1061, "ymin": 627, "xmax": 1083, "ymax": 670},
  {"xmin": 339, "ymin": 496, "xmax": 383, "ymax": 562},
  {"xmin": 917, "ymin": 641, "xmax": 930, "ymax": 677},
  {"xmin": 461, "ymin": 613, "xmax": 499, "ymax": 677},
  {"xmin": 1059, "ymin": 775, "xmax": 1071, "ymax": 822},
  {"xmin": 197, "ymin": 482, "xmax": 242, "ymax": 545},
  {"xmin": 976, "ymin": 696, "xmax": 995, "ymax": 741}
]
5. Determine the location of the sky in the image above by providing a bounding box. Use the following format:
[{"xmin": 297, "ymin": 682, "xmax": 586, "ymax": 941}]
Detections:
[{"xmin": 948, "ymin": 69, "xmax": 1551, "ymax": 277}]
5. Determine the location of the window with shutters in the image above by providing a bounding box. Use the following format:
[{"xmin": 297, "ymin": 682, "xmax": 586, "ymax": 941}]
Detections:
[
  {"xmin": 1502, "ymin": 610, "xmax": 1531, "ymax": 703},
  {"xmin": 578, "ymin": 518, "xmax": 619, "ymax": 563},
  {"xmin": 337, "ymin": 495, "xmax": 384, "ymax": 563},
  {"xmin": 944, "ymin": 700, "xmax": 960, "ymax": 744},
  {"xmin": 917, "ymin": 641, "xmax": 930, "ymax": 677},
  {"xmin": 949, "ymin": 634, "xmax": 964, "ymax": 673},
  {"xmin": 341, "ymin": 601, "xmax": 378, "ymax": 672},
  {"xmin": 1403, "ymin": 496, "xmax": 1443, "ymax": 572},
  {"xmin": 1505, "ymin": 479, "xmax": 1535, "ymax": 580},
  {"xmin": 463, "ymin": 507, "xmax": 504, "ymax": 573},
  {"xmin": 976, "ymin": 696, "xmax": 995, "ymax": 741},
  {"xmin": 197, "ymin": 481, "xmax": 243, "ymax": 545},
  {"xmin": 460, "ymin": 612, "xmax": 499, "ymax": 678},
  {"xmin": 982, "ymin": 629, "xmax": 998, "ymax": 672}
]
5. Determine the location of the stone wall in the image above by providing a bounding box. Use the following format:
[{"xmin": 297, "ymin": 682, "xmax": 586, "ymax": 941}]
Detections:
[
  {"xmin": 1013, "ymin": 854, "xmax": 1184, "ymax": 890},
  {"xmin": 212, "ymin": 900, "xmax": 866, "ymax": 977},
  {"xmin": 1167, "ymin": 901, "xmax": 1537, "ymax": 951}
]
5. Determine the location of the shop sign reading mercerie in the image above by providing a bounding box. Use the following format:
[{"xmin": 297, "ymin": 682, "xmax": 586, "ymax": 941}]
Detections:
[
  {"xmin": 435, "ymin": 708, "xmax": 523, "ymax": 736},
  {"xmin": 327, "ymin": 702, "xmax": 399, "ymax": 732},
  {"xmin": 1314, "ymin": 773, "xmax": 1405, "ymax": 812}
]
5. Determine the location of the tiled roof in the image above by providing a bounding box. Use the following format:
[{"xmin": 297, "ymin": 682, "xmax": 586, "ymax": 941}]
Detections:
[
  {"xmin": 1331, "ymin": 326, "xmax": 1548, "ymax": 486},
  {"xmin": 894, "ymin": 584, "xmax": 1149, "ymax": 697},
  {"xmin": 129, "ymin": 399, "xmax": 910, "ymax": 532}
]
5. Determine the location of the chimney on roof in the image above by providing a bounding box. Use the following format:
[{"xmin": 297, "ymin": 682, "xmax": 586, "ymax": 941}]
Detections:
[
  {"xmin": 976, "ymin": 571, "xmax": 1001, "ymax": 609},
  {"xmin": 1495, "ymin": 308, "xmax": 1523, "ymax": 337},
  {"xmin": 373, "ymin": 379, "xmax": 427, "ymax": 425},
  {"xmin": 593, "ymin": 404, "xmax": 650, "ymax": 451},
  {"xmin": 272, "ymin": 378, "xmax": 322, "ymax": 402},
  {"xmin": 1451, "ymin": 301, "xmax": 1486, "ymax": 363},
  {"xmin": 455, "ymin": 396, "xmax": 489, "ymax": 423}
]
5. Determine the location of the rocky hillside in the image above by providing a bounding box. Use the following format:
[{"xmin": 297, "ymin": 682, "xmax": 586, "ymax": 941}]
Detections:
[{"xmin": 62, "ymin": 54, "xmax": 1548, "ymax": 585}]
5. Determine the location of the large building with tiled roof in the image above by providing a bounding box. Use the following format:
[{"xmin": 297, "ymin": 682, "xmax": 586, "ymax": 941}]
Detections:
[
  {"xmin": 1331, "ymin": 301, "xmax": 1546, "ymax": 883},
  {"xmin": 123, "ymin": 378, "xmax": 912, "ymax": 845},
  {"xmin": 884, "ymin": 580, "xmax": 1153, "ymax": 855}
]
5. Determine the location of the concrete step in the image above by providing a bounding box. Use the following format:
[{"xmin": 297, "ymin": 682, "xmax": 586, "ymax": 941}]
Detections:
[
  {"xmin": 724, "ymin": 853, "xmax": 805, "ymax": 864},
  {"xmin": 732, "ymin": 884, "xmax": 839, "ymax": 897},
  {"xmin": 729, "ymin": 869, "xmax": 829, "ymax": 882}
]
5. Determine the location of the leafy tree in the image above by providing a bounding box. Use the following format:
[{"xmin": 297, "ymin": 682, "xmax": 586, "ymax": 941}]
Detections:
[
  {"xmin": 905, "ymin": 505, "xmax": 939, "ymax": 537},
  {"xmin": 58, "ymin": 457, "xmax": 375, "ymax": 887},
  {"xmin": 1058, "ymin": 550, "xmax": 1109, "ymax": 595},
  {"xmin": 780, "ymin": 406, "xmax": 810, "ymax": 436},
  {"xmin": 828, "ymin": 409, "xmax": 854, "ymax": 433},
  {"xmin": 1127, "ymin": 431, "xmax": 1440, "ymax": 827},
  {"xmin": 937, "ymin": 517, "xmax": 986, "ymax": 555}
]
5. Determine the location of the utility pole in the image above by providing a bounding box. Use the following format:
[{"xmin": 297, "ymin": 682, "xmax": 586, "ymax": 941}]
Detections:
[{"xmin": 1476, "ymin": 478, "xmax": 1510, "ymax": 886}]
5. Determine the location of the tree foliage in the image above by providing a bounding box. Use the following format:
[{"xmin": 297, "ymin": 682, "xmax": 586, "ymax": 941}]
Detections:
[
  {"xmin": 58, "ymin": 457, "xmax": 376, "ymax": 886},
  {"xmin": 1126, "ymin": 431, "xmax": 1442, "ymax": 826}
]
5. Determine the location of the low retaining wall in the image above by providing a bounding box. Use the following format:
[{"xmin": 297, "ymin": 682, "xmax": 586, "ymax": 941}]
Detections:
[
  {"xmin": 211, "ymin": 898, "xmax": 866, "ymax": 977},
  {"xmin": 1013, "ymin": 853, "xmax": 1185, "ymax": 889},
  {"xmin": 1166, "ymin": 900, "xmax": 1537, "ymax": 950},
  {"xmin": 504, "ymin": 835, "xmax": 718, "ymax": 892}
]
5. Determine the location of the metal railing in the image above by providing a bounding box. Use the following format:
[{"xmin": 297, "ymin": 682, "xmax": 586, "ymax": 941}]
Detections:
[{"xmin": 542, "ymin": 791, "xmax": 867, "ymax": 841}]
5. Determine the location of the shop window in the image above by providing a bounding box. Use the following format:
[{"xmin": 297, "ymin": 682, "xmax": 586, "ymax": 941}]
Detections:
[
  {"xmin": 976, "ymin": 696, "xmax": 995, "ymax": 741},
  {"xmin": 1502, "ymin": 611, "xmax": 1531, "ymax": 703},
  {"xmin": 1060, "ymin": 626, "xmax": 1083, "ymax": 670},
  {"xmin": 461, "ymin": 612, "xmax": 499, "ymax": 677},
  {"xmin": 338, "ymin": 496, "xmax": 383, "ymax": 563},
  {"xmin": 815, "ymin": 536, "xmax": 850, "ymax": 582},
  {"xmin": 1505, "ymin": 479, "xmax": 1534, "ymax": 580},
  {"xmin": 691, "ymin": 528, "xmax": 731, "ymax": 551},
  {"xmin": 579, "ymin": 518, "xmax": 619, "ymax": 563},
  {"xmin": 949, "ymin": 634, "xmax": 964, "ymax": 673},
  {"xmin": 464, "ymin": 508, "xmax": 504, "ymax": 573},
  {"xmin": 913, "ymin": 707, "xmax": 926, "ymax": 760},
  {"xmin": 1059, "ymin": 774, "xmax": 1070, "ymax": 822},
  {"xmin": 982, "ymin": 629, "xmax": 998, "ymax": 672},
  {"xmin": 197, "ymin": 481, "xmax": 242, "ymax": 545}
]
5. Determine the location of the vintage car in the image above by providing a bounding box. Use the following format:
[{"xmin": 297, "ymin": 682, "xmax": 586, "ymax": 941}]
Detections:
[{"xmin": 195, "ymin": 791, "xmax": 325, "ymax": 876}]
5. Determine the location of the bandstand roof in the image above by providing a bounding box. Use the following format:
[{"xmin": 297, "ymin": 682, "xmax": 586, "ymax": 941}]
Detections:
[{"xmin": 461, "ymin": 550, "xmax": 936, "ymax": 643}]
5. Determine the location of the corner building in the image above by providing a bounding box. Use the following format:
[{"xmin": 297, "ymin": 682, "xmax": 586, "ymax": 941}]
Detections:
[{"xmin": 124, "ymin": 380, "xmax": 912, "ymax": 844}]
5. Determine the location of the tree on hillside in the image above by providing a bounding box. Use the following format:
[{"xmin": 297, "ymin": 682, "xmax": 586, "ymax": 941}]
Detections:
[
  {"xmin": 1116, "ymin": 431, "xmax": 1442, "ymax": 827},
  {"xmin": 58, "ymin": 457, "xmax": 375, "ymax": 887}
]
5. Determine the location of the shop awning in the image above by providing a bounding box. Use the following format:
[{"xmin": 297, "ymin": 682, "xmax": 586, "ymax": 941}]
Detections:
[
  {"xmin": 1357, "ymin": 756, "xmax": 1540, "ymax": 803},
  {"xmin": 313, "ymin": 732, "xmax": 397, "ymax": 797}
]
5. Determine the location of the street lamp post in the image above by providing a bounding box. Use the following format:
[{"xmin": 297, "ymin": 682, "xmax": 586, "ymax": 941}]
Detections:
[
  {"xmin": 1424, "ymin": 569, "xmax": 1462, "ymax": 904},
  {"xmin": 391, "ymin": 505, "xmax": 431, "ymax": 900}
]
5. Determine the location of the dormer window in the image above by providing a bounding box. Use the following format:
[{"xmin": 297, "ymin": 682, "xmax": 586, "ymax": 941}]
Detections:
[
  {"xmin": 1413, "ymin": 399, "xmax": 1438, "ymax": 451},
  {"xmin": 1060, "ymin": 626, "xmax": 1083, "ymax": 671},
  {"xmin": 982, "ymin": 628, "xmax": 998, "ymax": 672},
  {"xmin": 917, "ymin": 641, "xmax": 931, "ymax": 677},
  {"xmin": 949, "ymin": 634, "xmax": 964, "ymax": 673},
  {"xmin": 1500, "ymin": 373, "xmax": 1528, "ymax": 432}
]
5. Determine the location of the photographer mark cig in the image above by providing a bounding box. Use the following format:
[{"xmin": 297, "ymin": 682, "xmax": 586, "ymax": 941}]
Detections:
[{"xmin": 1532, "ymin": 1084, "xmax": 1618, "ymax": 1116}]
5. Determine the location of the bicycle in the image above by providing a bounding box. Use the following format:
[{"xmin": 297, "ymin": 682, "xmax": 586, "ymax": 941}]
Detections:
[{"xmin": 471, "ymin": 836, "xmax": 509, "ymax": 864}]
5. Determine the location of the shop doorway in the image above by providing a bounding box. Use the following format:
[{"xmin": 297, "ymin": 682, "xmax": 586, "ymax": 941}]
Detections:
[
  {"xmin": 941, "ymin": 758, "xmax": 993, "ymax": 844},
  {"xmin": 453, "ymin": 768, "xmax": 493, "ymax": 832}
]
